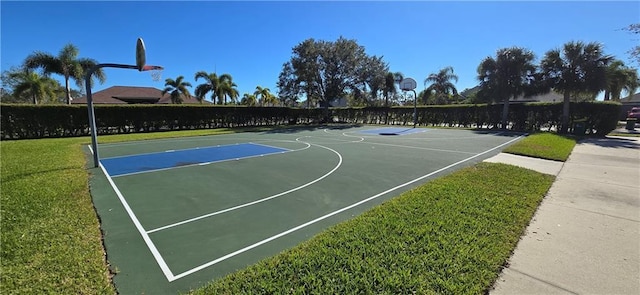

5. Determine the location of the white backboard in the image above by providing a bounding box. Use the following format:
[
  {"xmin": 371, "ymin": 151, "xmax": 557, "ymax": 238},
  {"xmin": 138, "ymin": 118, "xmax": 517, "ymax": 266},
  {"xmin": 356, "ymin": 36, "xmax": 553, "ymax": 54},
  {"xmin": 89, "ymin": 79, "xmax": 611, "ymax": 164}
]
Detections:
[{"xmin": 400, "ymin": 78, "xmax": 417, "ymax": 91}]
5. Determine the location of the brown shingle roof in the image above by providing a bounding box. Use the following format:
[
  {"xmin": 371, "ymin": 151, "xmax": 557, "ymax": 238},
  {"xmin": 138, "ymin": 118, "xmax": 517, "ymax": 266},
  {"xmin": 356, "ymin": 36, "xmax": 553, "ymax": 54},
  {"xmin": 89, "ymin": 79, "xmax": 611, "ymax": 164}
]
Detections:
[{"xmin": 73, "ymin": 86, "xmax": 205, "ymax": 104}]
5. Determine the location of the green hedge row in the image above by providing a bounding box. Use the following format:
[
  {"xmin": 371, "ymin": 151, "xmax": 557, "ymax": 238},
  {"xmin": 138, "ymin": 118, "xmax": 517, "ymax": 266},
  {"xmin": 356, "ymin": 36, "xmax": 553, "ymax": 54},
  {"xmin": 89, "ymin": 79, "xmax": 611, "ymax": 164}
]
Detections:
[{"xmin": 0, "ymin": 102, "xmax": 620, "ymax": 139}]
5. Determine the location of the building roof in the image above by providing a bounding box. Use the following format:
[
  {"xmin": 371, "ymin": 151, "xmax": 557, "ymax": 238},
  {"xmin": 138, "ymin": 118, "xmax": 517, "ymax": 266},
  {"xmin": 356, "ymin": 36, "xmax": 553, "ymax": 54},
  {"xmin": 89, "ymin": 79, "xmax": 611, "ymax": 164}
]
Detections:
[
  {"xmin": 72, "ymin": 86, "xmax": 204, "ymax": 104},
  {"xmin": 624, "ymin": 92, "xmax": 640, "ymax": 102}
]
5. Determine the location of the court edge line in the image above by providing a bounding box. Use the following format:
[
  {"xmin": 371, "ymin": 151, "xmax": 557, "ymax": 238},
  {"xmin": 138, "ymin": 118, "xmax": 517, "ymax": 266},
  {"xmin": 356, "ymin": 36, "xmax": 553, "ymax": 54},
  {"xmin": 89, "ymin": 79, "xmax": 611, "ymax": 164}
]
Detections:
[
  {"xmin": 146, "ymin": 140, "xmax": 341, "ymax": 234},
  {"xmin": 248, "ymin": 141, "xmax": 295, "ymax": 151},
  {"xmin": 170, "ymin": 135, "xmax": 523, "ymax": 281},
  {"xmin": 110, "ymin": 143, "xmax": 310, "ymax": 178},
  {"xmin": 88, "ymin": 145, "xmax": 176, "ymax": 281}
]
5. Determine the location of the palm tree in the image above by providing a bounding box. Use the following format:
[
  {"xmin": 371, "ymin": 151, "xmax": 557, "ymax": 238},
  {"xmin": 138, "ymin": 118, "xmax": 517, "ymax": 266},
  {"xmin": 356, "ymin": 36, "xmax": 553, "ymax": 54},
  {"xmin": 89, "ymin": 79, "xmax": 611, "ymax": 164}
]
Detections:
[
  {"xmin": 477, "ymin": 47, "xmax": 539, "ymax": 129},
  {"xmin": 383, "ymin": 72, "xmax": 397, "ymax": 107},
  {"xmin": 424, "ymin": 66, "xmax": 459, "ymax": 105},
  {"xmin": 194, "ymin": 72, "xmax": 238, "ymax": 104},
  {"xmin": 541, "ymin": 41, "xmax": 611, "ymax": 133},
  {"xmin": 254, "ymin": 86, "xmax": 273, "ymax": 106},
  {"xmin": 194, "ymin": 71, "xmax": 220, "ymax": 103},
  {"xmin": 24, "ymin": 43, "xmax": 105, "ymax": 104},
  {"xmin": 604, "ymin": 60, "xmax": 639, "ymax": 101},
  {"xmin": 10, "ymin": 69, "xmax": 60, "ymax": 104},
  {"xmin": 162, "ymin": 76, "xmax": 192, "ymax": 104},
  {"xmin": 241, "ymin": 93, "xmax": 257, "ymax": 106},
  {"xmin": 218, "ymin": 74, "xmax": 238, "ymax": 105}
]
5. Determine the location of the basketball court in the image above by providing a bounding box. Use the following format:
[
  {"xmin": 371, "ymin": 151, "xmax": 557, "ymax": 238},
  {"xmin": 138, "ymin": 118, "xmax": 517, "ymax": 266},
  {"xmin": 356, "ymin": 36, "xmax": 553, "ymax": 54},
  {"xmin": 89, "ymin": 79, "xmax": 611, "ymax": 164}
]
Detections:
[{"xmin": 86, "ymin": 126, "xmax": 523, "ymax": 294}]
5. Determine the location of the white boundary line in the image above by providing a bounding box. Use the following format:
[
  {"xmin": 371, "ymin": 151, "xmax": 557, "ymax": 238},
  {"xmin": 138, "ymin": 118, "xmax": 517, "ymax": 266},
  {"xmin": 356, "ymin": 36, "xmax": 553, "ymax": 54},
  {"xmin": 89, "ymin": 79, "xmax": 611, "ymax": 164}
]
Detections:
[
  {"xmin": 170, "ymin": 134, "xmax": 524, "ymax": 281},
  {"xmin": 88, "ymin": 145, "xmax": 176, "ymax": 281},
  {"xmin": 146, "ymin": 140, "xmax": 340, "ymax": 234}
]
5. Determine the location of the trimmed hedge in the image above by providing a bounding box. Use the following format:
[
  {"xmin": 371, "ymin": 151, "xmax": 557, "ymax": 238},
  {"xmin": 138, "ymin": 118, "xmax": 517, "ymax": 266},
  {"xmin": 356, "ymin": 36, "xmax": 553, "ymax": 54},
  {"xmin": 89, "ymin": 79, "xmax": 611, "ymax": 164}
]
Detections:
[{"xmin": 0, "ymin": 102, "xmax": 620, "ymax": 139}]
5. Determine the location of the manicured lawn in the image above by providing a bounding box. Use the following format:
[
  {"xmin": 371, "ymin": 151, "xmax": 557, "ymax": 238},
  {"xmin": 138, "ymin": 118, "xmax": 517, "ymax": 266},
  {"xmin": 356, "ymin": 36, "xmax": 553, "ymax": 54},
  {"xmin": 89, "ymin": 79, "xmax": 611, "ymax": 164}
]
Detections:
[
  {"xmin": 503, "ymin": 132, "xmax": 576, "ymax": 161},
  {"xmin": 1, "ymin": 137, "xmax": 115, "ymax": 294},
  {"xmin": 2, "ymin": 127, "xmax": 557, "ymax": 294},
  {"xmin": 192, "ymin": 163, "xmax": 554, "ymax": 294},
  {"xmin": 0, "ymin": 129, "xmax": 235, "ymax": 294}
]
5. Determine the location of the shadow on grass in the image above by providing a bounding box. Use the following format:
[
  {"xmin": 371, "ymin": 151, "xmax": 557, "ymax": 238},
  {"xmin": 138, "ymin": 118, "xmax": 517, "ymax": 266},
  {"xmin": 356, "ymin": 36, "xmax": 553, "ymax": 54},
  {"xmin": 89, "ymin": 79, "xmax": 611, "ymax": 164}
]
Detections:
[{"xmin": 1, "ymin": 165, "xmax": 80, "ymax": 183}]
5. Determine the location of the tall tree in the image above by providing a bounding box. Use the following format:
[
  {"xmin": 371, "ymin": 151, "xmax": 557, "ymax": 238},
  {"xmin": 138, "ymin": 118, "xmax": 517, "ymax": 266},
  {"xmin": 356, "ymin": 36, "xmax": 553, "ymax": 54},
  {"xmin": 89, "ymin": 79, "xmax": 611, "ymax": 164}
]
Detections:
[
  {"xmin": 278, "ymin": 37, "xmax": 375, "ymax": 110},
  {"xmin": 541, "ymin": 41, "xmax": 611, "ymax": 133},
  {"xmin": 24, "ymin": 43, "xmax": 105, "ymax": 104},
  {"xmin": 162, "ymin": 76, "xmax": 192, "ymax": 104},
  {"xmin": 383, "ymin": 72, "xmax": 397, "ymax": 107},
  {"xmin": 194, "ymin": 71, "xmax": 221, "ymax": 103},
  {"xmin": 218, "ymin": 74, "xmax": 238, "ymax": 104},
  {"xmin": 356, "ymin": 55, "xmax": 388, "ymax": 105},
  {"xmin": 9, "ymin": 69, "xmax": 60, "ymax": 104},
  {"xmin": 623, "ymin": 23, "xmax": 640, "ymax": 66},
  {"xmin": 276, "ymin": 62, "xmax": 302, "ymax": 106},
  {"xmin": 424, "ymin": 66, "xmax": 459, "ymax": 105},
  {"xmin": 478, "ymin": 47, "xmax": 541, "ymax": 129},
  {"xmin": 603, "ymin": 60, "xmax": 639, "ymax": 101},
  {"xmin": 194, "ymin": 72, "xmax": 238, "ymax": 104}
]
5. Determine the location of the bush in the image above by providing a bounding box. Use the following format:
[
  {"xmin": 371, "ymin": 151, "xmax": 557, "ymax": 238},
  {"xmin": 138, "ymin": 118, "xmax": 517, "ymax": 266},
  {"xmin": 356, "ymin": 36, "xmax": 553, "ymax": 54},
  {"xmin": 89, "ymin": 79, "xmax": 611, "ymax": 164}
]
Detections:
[{"xmin": 1, "ymin": 102, "xmax": 620, "ymax": 139}]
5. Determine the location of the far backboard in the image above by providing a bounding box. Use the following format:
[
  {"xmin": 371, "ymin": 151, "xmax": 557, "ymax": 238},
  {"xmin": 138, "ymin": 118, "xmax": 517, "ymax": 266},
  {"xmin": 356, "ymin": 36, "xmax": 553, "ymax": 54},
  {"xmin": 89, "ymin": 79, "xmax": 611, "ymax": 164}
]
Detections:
[{"xmin": 400, "ymin": 78, "xmax": 417, "ymax": 91}]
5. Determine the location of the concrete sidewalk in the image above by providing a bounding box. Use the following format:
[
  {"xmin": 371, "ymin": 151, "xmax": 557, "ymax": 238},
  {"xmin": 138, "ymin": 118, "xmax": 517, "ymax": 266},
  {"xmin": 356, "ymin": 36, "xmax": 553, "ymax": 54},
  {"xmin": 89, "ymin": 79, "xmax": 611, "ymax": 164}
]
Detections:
[{"xmin": 486, "ymin": 136, "xmax": 640, "ymax": 294}]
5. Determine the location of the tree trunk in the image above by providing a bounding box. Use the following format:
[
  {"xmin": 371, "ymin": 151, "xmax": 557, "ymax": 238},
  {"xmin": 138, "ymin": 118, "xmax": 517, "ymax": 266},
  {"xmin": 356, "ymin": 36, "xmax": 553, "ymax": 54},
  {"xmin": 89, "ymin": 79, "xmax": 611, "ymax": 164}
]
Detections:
[
  {"xmin": 603, "ymin": 90, "xmax": 610, "ymax": 101},
  {"xmin": 32, "ymin": 94, "xmax": 37, "ymax": 105},
  {"xmin": 561, "ymin": 91, "xmax": 571, "ymax": 134},
  {"xmin": 64, "ymin": 76, "xmax": 72, "ymax": 105},
  {"xmin": 501, "ymin": 97, "xmax": 509, "ymax": 130}
]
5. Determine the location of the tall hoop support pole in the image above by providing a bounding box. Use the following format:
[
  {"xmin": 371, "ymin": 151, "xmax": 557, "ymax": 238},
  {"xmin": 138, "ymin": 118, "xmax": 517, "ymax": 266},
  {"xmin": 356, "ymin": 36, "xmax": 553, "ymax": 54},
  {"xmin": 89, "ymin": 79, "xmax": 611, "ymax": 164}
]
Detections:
[
  {"xmin": 412, "ymin": 89, "xmax": 418, "ymax": 128},
  {"xmin": 85, "ymin": 63, "xmax": 138, "ymax": 168}
]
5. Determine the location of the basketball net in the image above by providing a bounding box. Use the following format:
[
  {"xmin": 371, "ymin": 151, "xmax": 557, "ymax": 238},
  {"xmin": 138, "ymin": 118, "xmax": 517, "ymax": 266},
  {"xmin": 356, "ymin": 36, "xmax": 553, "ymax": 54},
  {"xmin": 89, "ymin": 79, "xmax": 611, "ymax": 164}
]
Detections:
[
  {"xmin": 150, "ymin": 69, "xmax": 163, "ymax": 82},
  {"xmin": 141, "ymin": 65, "xmax": 164, "ymax": 82}
]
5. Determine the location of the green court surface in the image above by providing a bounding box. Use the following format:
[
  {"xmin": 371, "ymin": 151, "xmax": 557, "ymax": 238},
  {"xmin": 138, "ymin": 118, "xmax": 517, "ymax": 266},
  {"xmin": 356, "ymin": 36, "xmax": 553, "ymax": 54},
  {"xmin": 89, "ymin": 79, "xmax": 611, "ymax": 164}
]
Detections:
[{"xmin": 87, "ymin": 126, "xmax": 523, "ymax": 294}]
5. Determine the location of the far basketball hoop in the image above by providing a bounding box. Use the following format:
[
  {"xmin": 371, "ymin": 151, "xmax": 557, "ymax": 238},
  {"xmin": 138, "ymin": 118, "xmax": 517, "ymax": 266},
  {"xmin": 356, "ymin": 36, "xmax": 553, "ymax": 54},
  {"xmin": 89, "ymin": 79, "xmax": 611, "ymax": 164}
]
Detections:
[
  {"xmin": 400, "ymin": 78, "xmax": 417, "ymax": 91},
  {"xmin": 399, "ymin": 77, "xmax": 419, "ymax": 127}
]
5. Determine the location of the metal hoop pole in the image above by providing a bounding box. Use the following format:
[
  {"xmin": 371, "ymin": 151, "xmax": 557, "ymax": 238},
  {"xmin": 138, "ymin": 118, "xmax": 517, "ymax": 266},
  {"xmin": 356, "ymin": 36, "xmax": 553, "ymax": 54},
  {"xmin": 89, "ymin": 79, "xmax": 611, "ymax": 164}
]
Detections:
[
  {"xmin": 413, "ymin": 89, "xmax": 417, "ymax": 128},
  {"xmin": 85, "ymin": 63, "xmax": 139, "ymax": 168}
]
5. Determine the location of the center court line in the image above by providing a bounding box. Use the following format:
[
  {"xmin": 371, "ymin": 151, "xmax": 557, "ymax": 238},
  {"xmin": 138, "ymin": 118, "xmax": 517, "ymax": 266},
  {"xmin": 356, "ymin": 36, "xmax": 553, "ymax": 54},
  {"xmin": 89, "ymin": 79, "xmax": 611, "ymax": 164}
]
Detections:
[
  {"xmin": 146, "ymin": 140, "xmax": 342, "ymax": 234},
  {"xmin": 169, "ymin": 134, "xmax": 524, "ymax": 281}
]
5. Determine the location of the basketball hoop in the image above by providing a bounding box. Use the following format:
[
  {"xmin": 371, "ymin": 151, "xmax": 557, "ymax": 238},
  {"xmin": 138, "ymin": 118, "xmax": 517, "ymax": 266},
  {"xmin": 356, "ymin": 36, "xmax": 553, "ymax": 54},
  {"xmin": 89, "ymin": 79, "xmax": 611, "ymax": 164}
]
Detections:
[{"xmin": 141, "ymin": 65, "xmax": 164, "ymax": 82}]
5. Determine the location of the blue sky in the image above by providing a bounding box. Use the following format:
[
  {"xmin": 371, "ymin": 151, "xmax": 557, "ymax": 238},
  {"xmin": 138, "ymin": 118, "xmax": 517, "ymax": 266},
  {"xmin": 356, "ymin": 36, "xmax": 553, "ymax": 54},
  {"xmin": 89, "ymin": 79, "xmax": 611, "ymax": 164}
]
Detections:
[{"xmin": 2, "ymin": 1, "xmax": 639, "ymax": 101}]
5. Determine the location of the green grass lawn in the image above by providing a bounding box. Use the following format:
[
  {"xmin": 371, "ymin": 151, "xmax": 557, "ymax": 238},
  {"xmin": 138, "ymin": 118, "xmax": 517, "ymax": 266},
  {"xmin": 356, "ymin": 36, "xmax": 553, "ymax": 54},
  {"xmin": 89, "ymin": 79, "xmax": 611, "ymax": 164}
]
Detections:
[
  {"xmin": 191, "ymin": 163, "xmax": 554, "ymax": 294},
  {"xmin": 0, "ymin": 129, "xmax": 235, "ymax": 294},
  {"xmin": 503, "ymin": 132, "xmax": 576, "ymax": 161},
  {"xmin": 2, "ymin": 127, "xmax": 559, "ymax": 294}
]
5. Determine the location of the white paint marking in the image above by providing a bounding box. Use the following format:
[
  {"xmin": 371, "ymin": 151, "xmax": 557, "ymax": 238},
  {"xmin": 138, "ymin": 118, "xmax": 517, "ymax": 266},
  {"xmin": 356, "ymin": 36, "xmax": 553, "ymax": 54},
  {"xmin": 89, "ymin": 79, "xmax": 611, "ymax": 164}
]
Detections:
[
  {"xmin": 146, "ymin": 141, "xmax": 342, "ymax": 234},
  {"xmin": 170, "ymin": 135, "xmax": 523, "ymax": 280},
  {"xmin": 88, "ymin": 145, "xmax": 175, "ymax": 281}
]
